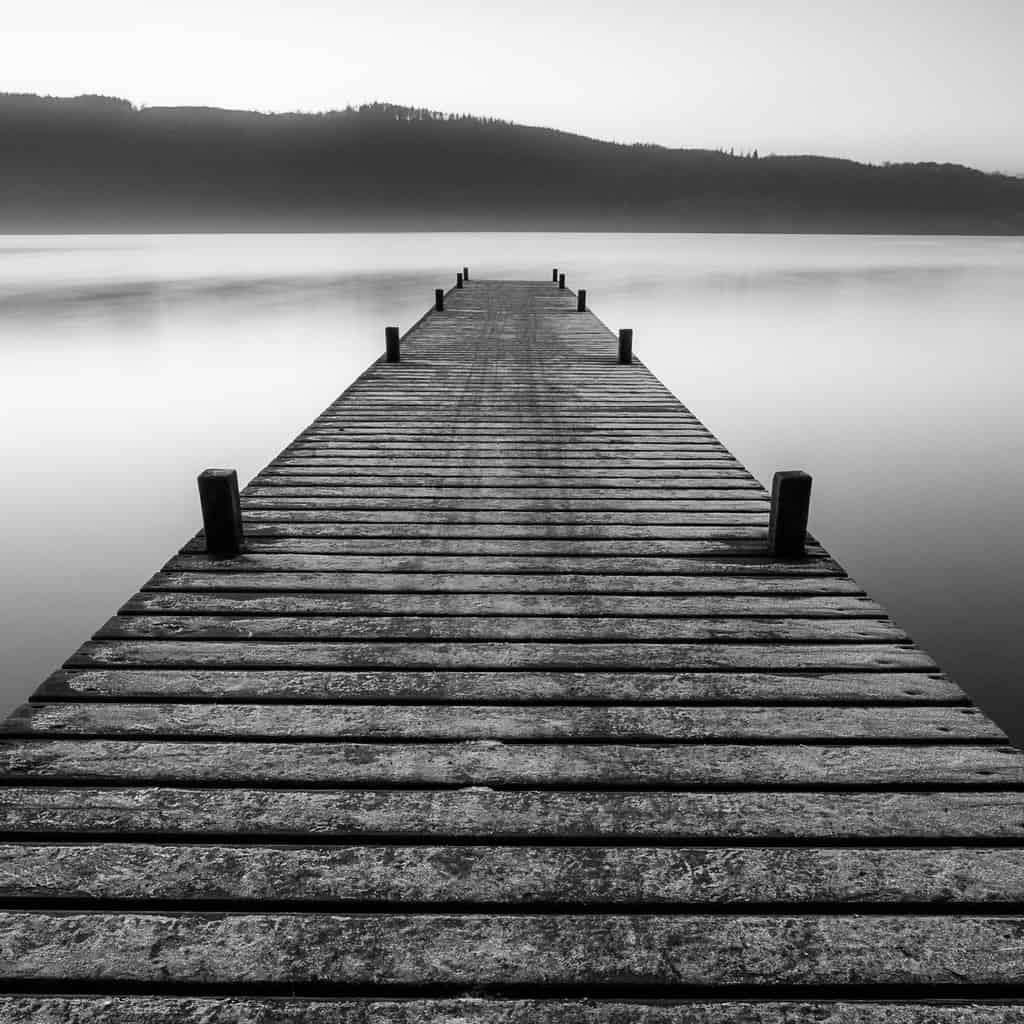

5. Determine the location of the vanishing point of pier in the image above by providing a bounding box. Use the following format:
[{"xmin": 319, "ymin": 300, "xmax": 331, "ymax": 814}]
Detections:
[{"xmin": 1, "ymin": 274, "xmax": 1023, "ymax": 1020}]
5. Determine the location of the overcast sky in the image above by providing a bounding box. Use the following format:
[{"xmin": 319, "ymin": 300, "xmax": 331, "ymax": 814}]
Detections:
[{"xmin": 3, "ymin": 0, "xmax": 1021, "ymax": 172}]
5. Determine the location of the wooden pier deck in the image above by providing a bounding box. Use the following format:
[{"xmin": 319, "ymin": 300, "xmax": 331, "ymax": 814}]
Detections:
[{"xmin": 2, "ymin": 277, "xmax": 1024, "ymax": 1021}]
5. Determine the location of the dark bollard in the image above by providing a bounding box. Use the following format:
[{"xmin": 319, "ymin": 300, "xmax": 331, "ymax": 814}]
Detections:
[
  {"xmin": 618, "ymin": 328, "xmax": 633, "ymax": 364},
  {"xmin": 552, "ymin": 268, "xmax": 559, "ymax": 282},
  {"xmin": 456, "ymin": 272, "xmax": 464, "ymax": 289},
  {"xmin": 769, "ymin": 470, "xmax": 812, "ymax": 557},
  {"xmin": 435, "ymin": 288, "xmax": 444, "ymax": 312},
  {"xmin": 577, "ymin": 289, "xmax": 587, "ymax": 312},
  {"xmin": 385, "ymin": 325, "xmax": 401, "ymax": 363},
  {"xmin": 558, "ymin": 273, "xmax": 566, "ymax": 289},
  {"xmin": 198, "ymin": 469, "xmax": 244, "ymax": 557},
  {"xmin": 463, "ymin": 266, "xmax": 470, "ymax": 281}
]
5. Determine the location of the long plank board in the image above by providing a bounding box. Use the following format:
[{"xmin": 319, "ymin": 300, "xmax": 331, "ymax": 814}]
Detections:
[
  {"xmin": 4, "ymin": 912, "xmax": 1024, "ymax": 985},
  {"xmin": 0, "ymin": 999, "xmax": 1018, "ymax": 1023},
  {"xmin": 35, "ymin": 669, "xmax": 969, "ymax": 705},
  {"xmin": 1, "ymin": 739, "xmax": 1017, "ymax": 786},
  {"xmin": 2, "ymin": 786, "xmax": 1022, "ymax": 839},
  {"xmin": 3, "ymin": 843, "xmax": 1022, "ymax": 903},
  {"xmin": 2, "ymin": 703, "xmax": 999, "ymax": 741}
]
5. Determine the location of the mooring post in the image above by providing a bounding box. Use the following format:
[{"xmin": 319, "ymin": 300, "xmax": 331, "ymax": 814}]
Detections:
[
  {"xmin": 463, "ymin": 266, "xmax": 470, "ymax": 281},
  {"xmin": 456, "ymin": 272, "xmax": 464, "ymax": 289},
  {"xmin": 197, "ymin": 469, "xmax": 244, "ymax": 557},
  {"xmin": 552, "ymin": 268, "xmax": 558, "ymax": 282},
  {"xmin": 385, "ymin": 325, "xmax": 401, "ymax": 363},
  {"xmin": 435, "ymin": 288, "xmax": 444, "ymax": 312},
  {"xmin": 577, "ymin": 289, "xmax": 587, "ymax": 312},
  {"xmin": 618, "ymin": 328, "xmax": 633, "ymax": 364},
  {"xmin": 769, "ymin": 470, "xmax": 812, "ymax": 557},
  {"xmin": 558, "ymin": 273, "xmax": 566, "ymax": 289}
]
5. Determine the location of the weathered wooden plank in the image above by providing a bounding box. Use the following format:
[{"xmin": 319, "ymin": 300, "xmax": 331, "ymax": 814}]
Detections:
[
  {"xmin": 164, "ymin": 554, "xmax": 835, "ymax": 576},
  {"xmin": 67, "ymin": 639, "xmax": 936, "ymax": 672},
  {"xmin": 235, "ymin": 524, "xmax": 776, "ymax": 542},
  {"xmin": 95, "ymin": 614, "xmax": 905, "ymax": 644},
  {"xmin": 0, "ymin": 998, "xmax": 1019, "ymax": 1024},
  {"xmin": 240, "ymin": 497, "xmax": 772, "ymax": 511},
  {"xmin": 301, "ymin": 416, "xmax": 713, "ymax": 424},
  {"xmin": 299, "ymin": 424, "xmax": 719, "ymax": 434},
  {"xmin": 4, "ymin": 704, "xmax": 998, "ymax": 741},
  {"xmin": 256, "ymin": 470, "xmax": 755, "ymax": 485},
  {"xmin": 37, "ymin": 669, "xmax": 968, "ymax": 705},
  {"xmin": 284, "ymin": 444, "xmax": 735, "ymax": 456},
  {"xmin": 4, "ymin": 911, "xmax": 1024, "ymax": 984},
  {"xmin": 2, "ymin": 786, "xmax": 1022, "ymax": 839},
  {"xmin": 2, "ymin": 843, "xmax": 1022, "ymax": 903},
  {"xmin": 2, "ymin": 739, "xmax": 1017, "ymax": 786},
  {"xmin": 276, "ymin": 454, "xmax": 740, "ymax": 466},
  {"xmin": 144, "ymin": 570, "xmax": 862, "ymax": 596},
  {"xmin": 227, "ymin": 523, "xmax": 773, "ymax": 541},
  {"xmin": 120, "ymin": 591, "xmax": 882, "ymax": 618},
  {"xmin": 185, "ymin": 538, "xmax": 815, "ymax": 558},
  {"xmin": 244, "ymin": 484, "xmax": 764, "ymax": 498},
  {"xmin": 240, "ymin": 510, "xmax": 770, "ymax": 525}
]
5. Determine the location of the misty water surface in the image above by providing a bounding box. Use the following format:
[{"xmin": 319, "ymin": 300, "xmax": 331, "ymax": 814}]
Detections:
[{"xmin": 1, "ymin": 232, "xmax": 1023, "ymax": 740}]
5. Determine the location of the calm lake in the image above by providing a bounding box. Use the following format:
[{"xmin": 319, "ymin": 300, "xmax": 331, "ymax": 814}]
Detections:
[{"xmin": 2, "ymin": 232, "xmax": 1023, "ymax": 738}]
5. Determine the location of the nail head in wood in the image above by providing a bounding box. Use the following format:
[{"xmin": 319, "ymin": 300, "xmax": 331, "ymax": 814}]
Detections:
[
  {"xmin": 463, "ymin": 266, "xmax": 470, "ymax": 281},
  {"xmin": 434, "ymin": 288, "xmax": 444, "ymax": 312},
  {"xmin": 618, "ymin": 328, "xmax": 633, "ymax": 365},
  {"xmin": 577, "ymin": 289, "xmax": 587, "ymax": 312},
  {"xmin": 769, "ymin": 470, "xmax": 812, "ymax": 558},
  {"xmin": 385, "ymin": 325, "xmax": 401, "ymax": 363},
  {"xmin": 197, "ymin": 469, "xmax": 244, "ymax": 557},
  {"xmin": 456, "ymin": 272, "xmax": 464, "ymax": 289},
  {"xmin": 558, "ymin": 273, "xmax": 566, "ymax": 289},
  {"xmin": 552, "ymin": 268, "xmax": 558, "ymax": 282}
]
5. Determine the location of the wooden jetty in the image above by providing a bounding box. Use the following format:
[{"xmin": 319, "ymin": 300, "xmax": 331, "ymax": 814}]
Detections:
[{"xmin": 1, "ymin": 275, "xmax": 1023, "ymax": 1020}]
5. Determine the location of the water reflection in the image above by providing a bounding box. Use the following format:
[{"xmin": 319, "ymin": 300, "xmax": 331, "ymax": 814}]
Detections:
[{"xmin": 1, "ymin": 233, "xmax": 1023, "ymax": 741}]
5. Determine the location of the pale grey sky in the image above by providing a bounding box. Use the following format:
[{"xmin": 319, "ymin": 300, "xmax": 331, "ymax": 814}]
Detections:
[{"xmin": 3, "ymin": 0, "xmax": 1022, "ymax": 172}]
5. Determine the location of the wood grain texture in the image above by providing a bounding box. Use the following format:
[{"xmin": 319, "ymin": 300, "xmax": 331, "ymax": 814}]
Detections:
[
  {"xmin": 0, "ymin": 999, "xmax": 1020, "ymax": 1024},
  {"xmin": 4, "ymin": 912, "xmax": 1024, "ymax": 985},
  {"xmin": 67, "ymin": 639, "xmax": 937, "ymax": 671},
  {"xmin": 3, "ymin": 703, "xmax": 999, "ymax": 741},
  {"xmin": 143, "ymin": 570, "xmax": 860, "ymax": 595},
  {"xmin": 37, "ymin": 669, "xmax": 969, "ymax": 704},
  {"xmin": 2, "ymin": 786, "xmax": 1022, "ymax": 839},
  {"xmin": 3, "ymin": 843, "xmax": 1022, "ymax": 903},
  {"xmin": 2, "ymin": 739, "xmax": 1019, "ymax": 786},
  {"xmin": 164, "ymin": 553, "xmax": 838, "ymax": 576},
  {"xmin": 120, "ymin": 591, "xmax": 883, "ymax": 618},
  {"xmin": 93, "ymin": 613, "xmax": 906, "ymax": 643}
]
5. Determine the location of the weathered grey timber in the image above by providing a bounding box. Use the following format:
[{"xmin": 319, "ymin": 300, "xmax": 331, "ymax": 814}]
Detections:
[
  {"xmin": 1, "ymin": 1001, "xmax": 1023, "ymax": 1024},
  {"xmin": 1, "ymin": 278, "xmax": 1022, "ymax": 1019}
]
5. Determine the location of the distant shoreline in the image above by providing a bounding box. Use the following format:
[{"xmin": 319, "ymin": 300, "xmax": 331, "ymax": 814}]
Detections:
[{"xmin": 3, "ymin": 94, "xmax": 1023, "ymax": 237}]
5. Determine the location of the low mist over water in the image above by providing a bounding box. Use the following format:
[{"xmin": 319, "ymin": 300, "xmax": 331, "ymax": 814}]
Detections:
[{"xmin": 2, "ymin": 232, "xmax": 1023, "ymax": 738}]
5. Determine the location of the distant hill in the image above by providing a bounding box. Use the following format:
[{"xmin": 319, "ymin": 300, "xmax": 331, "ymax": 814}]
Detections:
[{"xmin": 2, "ymin": 92, "xmax": 1023, "ymax": 233}]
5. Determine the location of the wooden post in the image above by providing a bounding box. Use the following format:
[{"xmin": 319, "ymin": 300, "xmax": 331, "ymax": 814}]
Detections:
[
  {"xmin": 618, "ymin": 328, "xmax": 633, "ymax": 365},
  {"xmin": 463, "ymin": 266, "xmax": 470, "ymax": 281},
  {"xmin": 197, "ymin": 469, "xmax": 244, "ymax": 557},
  {"xmin": 552, "ymin": 268, "xmax": 559, "ymax": 282},
  {"xmin": 385, "ymin": 325, "xmax": 401, "ymax": 363},
  {"xmin": 435, "ymin": 288, "xmax": 444, "ymax": 312},
  {"xmin": 456, "ymin": 272, "xmax": 464, "ymax": 289},
  {"xmin": 558, "ymin": 273, "xmax": 566, "ymax": 289},
  {"xmin": 577, "ymin": 289, "xmax": 587, "ymax": 312},
  {"xmin": 769, "ymin": 470, "xmax": 812, "ymax": 557}
]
